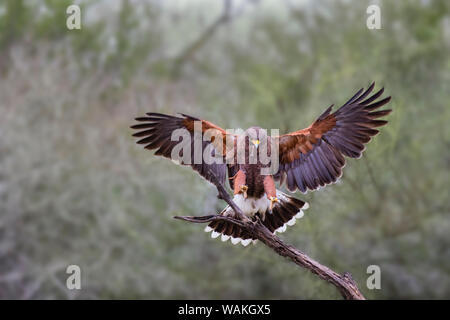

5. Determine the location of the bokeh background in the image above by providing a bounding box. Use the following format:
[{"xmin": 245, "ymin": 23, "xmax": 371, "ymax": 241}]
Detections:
[{"xmin": 0, "ymin": 0, "xmax": 449, "ymax": 299}]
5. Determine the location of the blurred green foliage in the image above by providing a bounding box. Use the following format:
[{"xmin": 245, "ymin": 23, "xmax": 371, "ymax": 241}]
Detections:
[{"xmin": 0, "ymin": 0, "xmax": 449, "ymax": 299}]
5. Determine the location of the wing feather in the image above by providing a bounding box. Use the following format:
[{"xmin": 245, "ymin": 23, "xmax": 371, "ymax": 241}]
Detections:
[
  {"xmin": 276, "ymin": 82, "xmax": 391, "ymax": 193},
  {"xmin": 131, "ymin": 112, "xmax": 235, "ymax": 186}
]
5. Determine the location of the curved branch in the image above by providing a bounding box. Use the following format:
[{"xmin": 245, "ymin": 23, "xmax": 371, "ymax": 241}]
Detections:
[{"xmin": 174, "ymin": 170, "xmax": 366, "ymax": 300}]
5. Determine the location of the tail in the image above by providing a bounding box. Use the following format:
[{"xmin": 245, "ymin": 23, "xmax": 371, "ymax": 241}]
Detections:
[{"xmin": 204, "ymin": 191, "xmax": 309, "ymax": 246}]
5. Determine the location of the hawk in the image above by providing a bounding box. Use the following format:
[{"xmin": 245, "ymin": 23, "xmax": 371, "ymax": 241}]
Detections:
[{"xmin": 131, "ymin": 83, "xmax": 391, "ymax": 246}]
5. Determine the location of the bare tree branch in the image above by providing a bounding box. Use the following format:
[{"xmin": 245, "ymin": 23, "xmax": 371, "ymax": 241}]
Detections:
[
  {"xmin": 174, "ymin": 169, "xmax": 366, "ymax": 300},
  {"xmin": 171, "ymin": 0, "xmax": 233, "ymax": 78}
]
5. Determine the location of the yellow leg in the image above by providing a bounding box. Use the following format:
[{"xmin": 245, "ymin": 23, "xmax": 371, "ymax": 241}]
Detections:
[
  {"xmin": 239, "ymin": 185, "xmax": 248, "ymax": 198},
  {"xmin": 233, "ymin": 170, "xmax": 248, "ymax": 198},
  {"xmin": 269, "ymin": 196, "xmax": 279, "ymax": 211}
]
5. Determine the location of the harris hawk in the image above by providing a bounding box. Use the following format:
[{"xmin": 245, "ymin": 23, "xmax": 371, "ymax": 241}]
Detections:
[{"xmin": 131, "ymin": 83, "xmax": 391, "ymax": 246}]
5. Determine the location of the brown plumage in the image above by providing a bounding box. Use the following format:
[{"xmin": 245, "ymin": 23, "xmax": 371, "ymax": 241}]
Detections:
[
  {"xmin": 131, "ymin": 82, "xmax": 391, "ymax": 245},
  {"xmin": 275, "ymin": 82, "xmax": 391, "ymax": 192}
]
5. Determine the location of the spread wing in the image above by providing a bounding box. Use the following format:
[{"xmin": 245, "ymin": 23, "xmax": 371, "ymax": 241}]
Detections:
[
  {"xmin": 275, "ymin": 82, "xmax": 392, "ymax": 193},
  {"xmin": 131, "ymin": 112, "xmax": 236, "ymax": 185}
]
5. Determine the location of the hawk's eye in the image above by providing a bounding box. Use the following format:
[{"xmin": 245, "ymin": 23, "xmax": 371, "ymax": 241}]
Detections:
[{"xmin": 251, "ymin": 139, "xmax": 260, "ymax": 147}]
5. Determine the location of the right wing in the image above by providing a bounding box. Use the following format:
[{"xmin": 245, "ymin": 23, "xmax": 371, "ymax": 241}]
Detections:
[{"xmin": 275, "ymin": 83, "xmax": 392, "ymax": 192}]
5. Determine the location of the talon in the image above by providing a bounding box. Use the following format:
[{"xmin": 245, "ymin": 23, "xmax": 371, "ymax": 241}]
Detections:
[
  {"xmin": 269, "ymin": 196, "xmax": 279, "ymax": 211},
  {"xmin": 239, "ymin": 185, "xmax": 248, "ymax": 198}
]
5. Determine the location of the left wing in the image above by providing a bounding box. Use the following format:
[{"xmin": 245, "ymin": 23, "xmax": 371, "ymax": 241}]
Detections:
[
  {"xmin": 131, "ymin": 112, "xmax": 236, "ymax": 186},
  {"xmin": 275, "ymin": 82, "xmax": 391, "ymax": 193}
]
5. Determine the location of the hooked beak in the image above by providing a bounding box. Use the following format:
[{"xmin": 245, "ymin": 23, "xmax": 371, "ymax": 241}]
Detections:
[{"xmin": 251, "ymin": 139, "xmax": 260, "ymax": 148}]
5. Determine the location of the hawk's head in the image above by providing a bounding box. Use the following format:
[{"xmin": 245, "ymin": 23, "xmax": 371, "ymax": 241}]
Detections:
[{"xmin": 244, "ymin": 126, "xmax": 267, "ymax": 150}]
